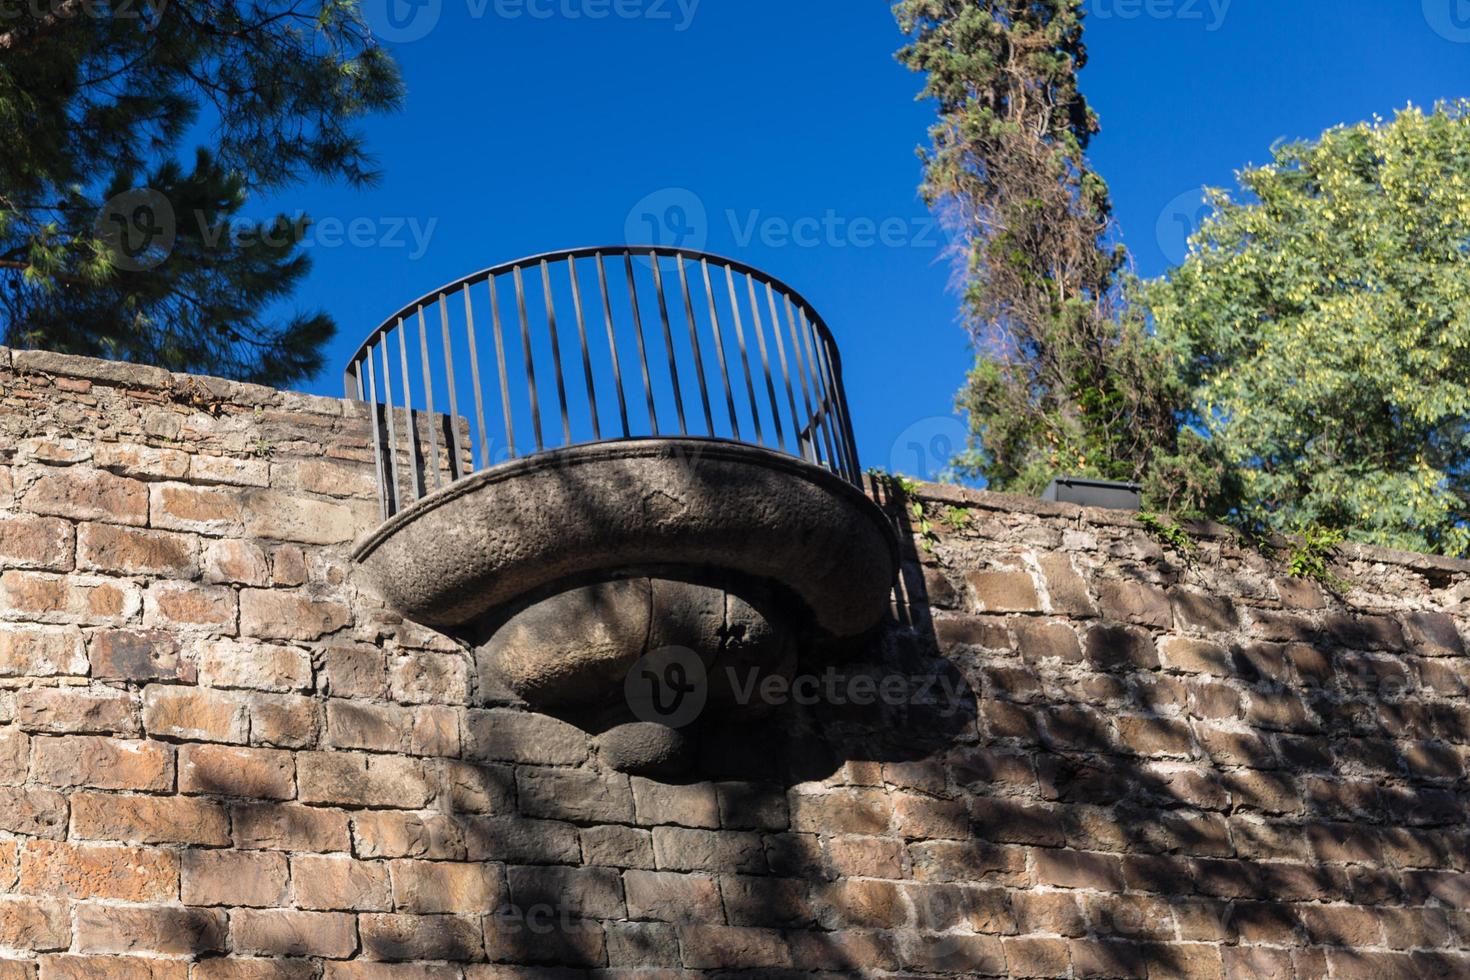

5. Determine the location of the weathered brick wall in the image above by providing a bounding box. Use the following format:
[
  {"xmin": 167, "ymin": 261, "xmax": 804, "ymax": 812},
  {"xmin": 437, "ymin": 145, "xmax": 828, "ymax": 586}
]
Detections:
[{"xmin": 1, "ymin": 347, "xmax": 1468, "ymax": 979}]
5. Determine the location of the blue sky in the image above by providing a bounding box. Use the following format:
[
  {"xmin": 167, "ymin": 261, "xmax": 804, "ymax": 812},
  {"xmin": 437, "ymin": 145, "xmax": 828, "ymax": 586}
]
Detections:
[{"xmin": 262, "ymin": 0, "xmax": 1470, "ymax": 480}]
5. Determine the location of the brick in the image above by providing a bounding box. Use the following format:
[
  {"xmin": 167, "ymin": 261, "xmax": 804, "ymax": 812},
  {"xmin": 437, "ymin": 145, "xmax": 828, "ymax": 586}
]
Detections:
[
  {"xmin": 22, "ymin": 468, "xmax": 147, "ymax": 525},
  {"xmin": 232, "ymin": 909, "xmax": 357, "ymax": 959},
  {"xmin": 0, "ymin": 788, "xmax": 67, "ymax": 838},
  {"xmin": 390, "ymin": 860, "xmax": 505, "ymax": 914},
  {"xmin": 73, "ymin": 903, "xmax": 224, "ymax": 956},
  {"xmin": 149, "ymin": 483, "xmax": 245, "ymax": 535},
  {"xmin": 482, "ymin": 908, "xmax": 605, "ymax": 967},
  {"xmin": 76, "ymin": 524, "xmax": 196, "ymax": 577},
  {"xmin": 18, "ymin": 841, "xmax": 177, "ymax": 902},
  {"xmin": 1015, "ymin": 620, "xmax": 1083, "ymax": 664},
  {"xmin": 623, "ymin": 870, "xmax": 722, "ymax": 922},
  {"xmin": 353, "ymin": 811, "xmax": 467, "ymax": 861},
  {"xmin": 516, "ymin": 768, "xmax": 633, "ymax": 823},
  {"xmin": 202, "ymin": 538, "xmax": 270, "ymax": 586},
  {"xmin": 191, "ymin": 961, "xmax": 316, "ymax": 980},
  {"xmin": 241, "ymin": 490, "xmax": 363, "ymax": 545},
  {"xmin": 0, "ymin": 897, "xmax": 68, "ymax": 952},
  {"xmin": 32, "ymin": 735, "xmax": 171, "ymax": 791},
  {"xmin": 1084, "ymin": 623, "xmax": 1160, "ymax": 671},
  {"xmin": 1003, "ymin": 937, "xmax": 1070, "ymax": 978},
  {"xmin": 299, "ymin": 752, "xmax": 432, "ymax": 808},
  {"xmin": 716, "ymin": 783, "xmax": 788, "ymax": 831},
  {"xmin": 37, "ymin": 955, "xmax": 185, "ymax": 980},
  {"xmin": 233, "ymin": 802, "xmax": 350, "ymax": 852},
  {"xmin": 71, "ymin": 792, "xmax": 230, "ymax": 846},
  {"xmin": 506, "ymin": 865, "xmax": 624, "ymax": 919},
  {"xmin": 293, "ymin": 459, "xmax": 376, "ymax": 498},
  {"xmin": 270, "ymin": 546, "xmax": 309, "ymax": 586},
  {"xmin": 1402, "ymin": 610, "xmax": 1465, "ymax": 656},
  {"xmin": 581, "ymin": 825, "xmax": 655, "ymax": 869},
  {"xmin": 143, "ymin": 582, "xmax": 235, "ymax": 630},
  {"xmin": 676, "ymin": 924, "xmax": 792, "ymax": 969},
  {"xmin": 911, "ymin": 840, "xmax": 1027, "ymax": 884},
  {"xmin": 1033, "ymin": 849, "xmax": 1125, "ymax": 890},
  {"xmin": 247, "ymin": 693, "xmax": 318, "ymax": 748},
  {"xmin": 179, "ymin": 743, "xmax": 294, "ymax": 799},
  {"xmin": 190, "ymin": 454, "xmax": 270, "ymax": 487},
  {"xmin": 652, "ymin": 826, "xmax": 765, "ymax": 874},
  {"xmin": 358, "ymin": 914, "xmax": 484, "ymax": 962},
  {"xmin": 1069, "ymin": 940, "xmax": 1146, "ymax": 979},
  {"xmin": 464, "ymin": 708, "xmax": 592, "ymax": 766},
  {"xmin": 432, "ymin": 760, "xmax": 512, "ymax": 814},
  {"xmin": 323, "ymin": 968, "xmax": 458, "ymax": 980},
  {"xmin": 321, "ymin": 643, "xmax": 386, "ymax": 698},
  {"xmin": 292, "ymin": 854, "xmax": 391, "ymax": 911},
  {"xmin": 813, "ymin": 879, "xmax": 908, "ymax": 929},
  {"xmin": 0, "ymin": 626, "xmax": 87, "ymax": 677},
  {"xmin": 0, "ymin": 570, "xmax": 139, "ymax": 624},
  {"xmin": 239, "ymin": 589, "xmax": 351, "ymax": 641},
  {"xmin": 967, "ymin": 570, "xmax": 1042, "ymax": 613},
  {"xmin": 198, "ymin": 639, "xmax": 311, "ymax": 692},
  {"xmin": 91, "ymin": 629, "xmax": 192, "ymax": 682},
  {"xmin": 1097, "ymin": 580, "xmax": 1173, "ymax": 628},
  {"xmin": 142, "ymin": 685, "xmax": 249, "ymax": 743},
  {"xmin": 1159, "ymin": 636, "xmax": 1231, "ymax": 675},
  {"xmin": 328, "ymin": 701, "xmax": 458, "ymax": 757},
  {"xmin": 893, "ymin": 793, "xmax": 968, "ymax": 839},
  {"xmin": 388, "ymin": 651, "xmax": 471, "ymax": 705},
  {"xmin": 897, "ymin": 931, "xmax": 1006, "ymax": 974},
  {"xmin": 934, "ymin": 615, "xmax": 1011, "ymax": 649},
  {"xmin": 1038, "ymin": 553, "xmax": 1097, "ymax": 616},
  {"xmin": 824, "ymin": 835, "xmax": 904, "ymax": 878},
  {"xmin": 789, "ymin": 787, "xmax": 893, "ymax": 835},
  {"xmin": 721, "ymin": 874, "xmax": 812, "ymax": 927},
  {"xmin": 182, "ymin": 849, "xmax": 289, "ymax": 907},
  {"xmin": 0, "ymin": 730, "xmax": 27, "ymax": 784},
  {"xmin": 630, "ymin": 777, "xmax": 719, "ymax": 828},
  {"xmin": 604, "ymin": 919, "xmax": 680, "ymax": 968},
  {"xmin": 970, "ymin": 797, "xmax": 1065, "ymax": 847},
  {"xmin": 1170, "ymin": 587, "xmax": 1239, "ymax": 631},
  {"xmin": 0, "ymin": 515, "xmax": 73, "ymax": 571},
  {"xmin": 14, "ymin": 686, "xmax": 136, "ymax": 734},
  {"xmin": 92, "ymin": 442, "xmax": 190, "ymax": 480}
]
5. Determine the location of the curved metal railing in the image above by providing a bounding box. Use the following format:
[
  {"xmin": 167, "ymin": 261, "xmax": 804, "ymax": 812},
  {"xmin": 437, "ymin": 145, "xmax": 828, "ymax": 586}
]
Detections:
[{"xmin": 345, "ymin": 246, "xmax": 862, "ymax": 519}]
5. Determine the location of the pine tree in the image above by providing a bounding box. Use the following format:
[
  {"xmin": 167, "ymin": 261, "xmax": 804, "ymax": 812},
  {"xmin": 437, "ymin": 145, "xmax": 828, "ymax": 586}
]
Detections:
[{"xmin": 0, "ymin": 0, "xmax": 403, "ymax": 385}]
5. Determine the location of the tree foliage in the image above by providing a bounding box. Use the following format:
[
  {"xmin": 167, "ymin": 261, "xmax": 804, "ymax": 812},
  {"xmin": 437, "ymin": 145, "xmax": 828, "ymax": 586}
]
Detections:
[
  {"xmin": 893, "ymin": 0, "xmax": 1226, "ymax": 515},
  {"xmin": 1148, "ymin": 103, "xmax": 1470, "ymax": 556},
  {"xmin": 0, "ymin": 0, "xmax": 402, "ymax": 385}
]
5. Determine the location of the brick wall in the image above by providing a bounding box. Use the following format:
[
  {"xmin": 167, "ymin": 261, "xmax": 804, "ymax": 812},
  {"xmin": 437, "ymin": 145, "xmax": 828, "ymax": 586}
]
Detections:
[{"xmin": 1, "ymin": 346, "xmax": 1468, "ymax": 979}]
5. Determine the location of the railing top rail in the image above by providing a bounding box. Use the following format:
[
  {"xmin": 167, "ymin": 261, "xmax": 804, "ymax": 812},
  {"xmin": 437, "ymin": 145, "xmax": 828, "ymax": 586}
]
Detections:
[{"xmin": 347, "ymin": 245, "xmax": 845, "ymax": 373}]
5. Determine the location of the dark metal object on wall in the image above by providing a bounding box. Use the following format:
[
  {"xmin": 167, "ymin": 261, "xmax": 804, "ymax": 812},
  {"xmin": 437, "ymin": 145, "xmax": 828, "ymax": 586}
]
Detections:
[{"xmin": 1042, "ymin": 476, "xmax": 1144, "ymax": 511}]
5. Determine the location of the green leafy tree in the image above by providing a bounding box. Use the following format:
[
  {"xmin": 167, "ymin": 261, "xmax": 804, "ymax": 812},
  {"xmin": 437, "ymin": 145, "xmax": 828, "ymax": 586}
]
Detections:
[
  {"xmin": 1148, "ymin": 102, "xmax": 1470, "ymax": 556},
  {"xmin": 0, "ymin": 0, "xmax": 402, "ymax": 385},
  {"xmin": 893, "ymin": 0, "xmax": 1225, "ymax": 513}
]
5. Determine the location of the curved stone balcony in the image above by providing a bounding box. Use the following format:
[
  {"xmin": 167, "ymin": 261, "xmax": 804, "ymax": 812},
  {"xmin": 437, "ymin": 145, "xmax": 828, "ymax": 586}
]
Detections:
[{"xmin": 345, "ymin": 247, "xmax": 897, "ymax": 774}]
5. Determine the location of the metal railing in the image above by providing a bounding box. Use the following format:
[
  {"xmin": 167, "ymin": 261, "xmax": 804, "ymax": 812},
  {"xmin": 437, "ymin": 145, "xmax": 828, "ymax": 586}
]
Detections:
[{"xmin": 345, "ymin": 246, "xmax": 862, "ymax": 519}]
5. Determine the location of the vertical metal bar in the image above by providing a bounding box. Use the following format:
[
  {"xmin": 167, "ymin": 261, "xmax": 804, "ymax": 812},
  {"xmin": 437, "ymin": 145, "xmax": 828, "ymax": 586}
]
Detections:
[
  {"xmin": 513, "ymin": 265, "xmax": 544, "ymax": 452},
  {"xmin": 363, "ymin": 354, "xmax": 387, "ymax": 521},
  {"xmin": 438, "ymin": 296, "xmax": 465, "ymax": 481},
  {"xmin": 416, "ymin": 306, "xmax": 442, "ymax": 491},
  {"xmin": 624, "ymin": 252, "xmax": 659, "ymax": 436},
  {"xmin": 745, "ymin": 274, "xmax": 785, "ymax": 448},
  {"xmin": 596, "ymin": 253, "xmax": 630, "ymax": 439},
  {"xmin": 462, "ymin": 284, "xmax": 490, "ymax": 472},
  {"xmin": 766, "ymin": 282, "xmax": 804, "ymax": 460},
  {"xmin": 677, "ymin": 256, "xmax": 714, "ymax": 435},
  {"xmin": 701, "ymin": 259, "xmax": 739, "ymax": 439},
  {"xmin": 815, "ymin": 323, "xmax": 863, "ymax": 480},
  {"xmin": 568, "ymin": 256, "xmax": 601, "ymax": 441},
  {"xmin": 650, "ymin": 254, "xmax": 686, "ymax": 435},
  {"xmin": 724, "ymin": 265, "xmax": 764, "ymax": 445},
  {"xmin": 540, "ymin": 259, "xmax": 573, "ymax": 447},
  {"xmin": 488, "ymin": 275, "xmax": 517, "ymax": 460},
  {"xmin": 378, "ymin": 339, "xmax": 401, "ymax": 515},
  {"xmin": 396, "ymin": 316, "xmax": 426, "ymax": 501},
  {"xmin": 782, "ymin": 295, "xmax": 819, "ymax": 466},
  {"xmin": 798, "ymin": 304, "xmax": 840, "ymax": 473}
]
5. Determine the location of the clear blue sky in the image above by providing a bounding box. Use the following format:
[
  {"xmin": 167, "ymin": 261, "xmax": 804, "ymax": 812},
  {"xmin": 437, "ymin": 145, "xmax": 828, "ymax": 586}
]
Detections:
[{"xmin": 263, "ymin": 0, "xmax": 1470, "ymax": 480}]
